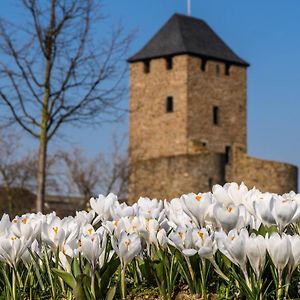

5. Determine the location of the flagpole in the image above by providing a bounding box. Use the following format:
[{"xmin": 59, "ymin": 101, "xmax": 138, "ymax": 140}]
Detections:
[{"xmin": 187, "ymin": 0, "xmax": 191, "ymax": 16}]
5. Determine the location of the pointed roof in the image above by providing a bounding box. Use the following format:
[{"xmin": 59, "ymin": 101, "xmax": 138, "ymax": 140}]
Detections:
[{"xmin": 128, "ymin": 13, "xmax": 249, "ymax": 67}]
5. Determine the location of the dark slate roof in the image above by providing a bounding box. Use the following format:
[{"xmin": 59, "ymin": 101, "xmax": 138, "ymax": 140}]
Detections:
[{"xmin": 128, "ymin": 13, "xmax": 249, "ymax": 67}]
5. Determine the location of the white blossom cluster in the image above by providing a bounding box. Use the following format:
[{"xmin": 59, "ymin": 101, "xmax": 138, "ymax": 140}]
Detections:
[{"xmin": 0, "ymin": 182, "xmax": 300, "ymax": 283}]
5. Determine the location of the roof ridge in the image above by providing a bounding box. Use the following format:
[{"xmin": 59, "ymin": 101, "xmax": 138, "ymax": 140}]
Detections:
[{"xmin": 174, "ymin": 14, "xmax": 188, "ymax": 53}]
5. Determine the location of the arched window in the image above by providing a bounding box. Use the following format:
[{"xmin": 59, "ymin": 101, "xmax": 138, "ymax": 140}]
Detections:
[{"xmin": 166, "ymin": 96, "xmax": 173, "ymax": 113}]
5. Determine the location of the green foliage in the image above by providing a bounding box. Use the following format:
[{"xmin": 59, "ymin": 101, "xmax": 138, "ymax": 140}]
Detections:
[{"xmin": 1, "ymin": 243, "xmax": 300, "ymax": 299}]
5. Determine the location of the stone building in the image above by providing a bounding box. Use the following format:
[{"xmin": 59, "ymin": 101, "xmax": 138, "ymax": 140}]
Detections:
[{"xmin": 127, "ymin": 13, "xmax": 298, "ymax": 203}]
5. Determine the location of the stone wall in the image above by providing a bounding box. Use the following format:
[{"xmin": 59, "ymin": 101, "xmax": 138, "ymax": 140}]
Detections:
[
  {"xmin": 187, "ymin": 56, "xmax": 247, "ymax": 154},
  {"xmin": 128, "ymin": 53, "xmax": 298, "ymax": 203},
  {"xmin": 128, "ymin": 153, "xmax": 225, "ymax": 204},
  {"xmin": 129, "ymin": 56, "xmax": 189, "ymax": 162},
  {"xmin": 226, "ymin": 146, "xmax": 298, "ymax": 194}
]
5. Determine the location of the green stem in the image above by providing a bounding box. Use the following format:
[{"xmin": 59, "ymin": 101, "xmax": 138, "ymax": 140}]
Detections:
[
  {"xmin": 242, "ymin": 267, "xmax": 252, "ymax": 291},
  {"xmin": 201, "ymin": 259, "xmax": 208, "ymax": 300},
  {"xmin": 210, "ymin": 258, "xmax": 229, "ymax": 281},
  {"xmin": 44, "ymin": 249, "xmax": 56, "ymax": 299},
  {"xmin": 121, "ymin": 267, "xmax": 126, "ymax": 300},
  {"xmin": 277, "ymin": 269, "xmax": 283, "ymax": 300},
  {"xmin": 185, "ymin": 257, "xmax": 195, "ymax": 282},
  {"xmin": 284, "ymin": 272, "xmax": 292, "ymax": 298},
  {"xmin": 12, "ymin": 269, "xmax": 16, "ymax": 300},
  {"xmin": 91, "ymin": 270, "xmax": 96, "ymax": 299}
]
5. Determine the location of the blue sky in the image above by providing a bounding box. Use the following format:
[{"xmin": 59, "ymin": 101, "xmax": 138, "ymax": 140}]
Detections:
[{"xmin": 1, "ymin": 1, "xmax": 300, "ymax": 188}]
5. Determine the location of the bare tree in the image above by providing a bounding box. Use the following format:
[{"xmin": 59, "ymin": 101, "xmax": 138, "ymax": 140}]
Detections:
[
  {"xmin": 60, "ymin": 136, "xmax": 128, "ymax": 207},
  {"xmin": 60, "ymin": 148, "xmax": 104, "ymax": 203},
  {"xmin": 0, "ymin": 0, "xmax": 132, "ymax": 212},
  {"xmin": 0, "ymin": 128, "xmax": 61, "ymax": 214}
]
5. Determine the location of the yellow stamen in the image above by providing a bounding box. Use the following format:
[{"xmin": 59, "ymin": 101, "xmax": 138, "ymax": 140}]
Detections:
[
  {"xmin": 124, "ymin": 239, "xmax": 130, "ymax": 248},
  {"xmin": 22, "ymin": 218, "xmax": 27, "ymax": 224},
  {"xmin": 52, "ymin": 226, "xmax": 59, "ymax": 234},
  {"xmin": 195, "ymin": 195, "xmax": 201, "ymax": 201},
  {"xmin": 178, "ymin": 231, "xmax": 183, "ymax": 238},
  {"xmin": 87, "ymin": 228, "xmax": 93, "ymax": 235},
  {"xmin": 10, "ymin": 236, "xmax": 17, "ymax": 241},
  {"xmin": 198, "ymin": 231, "xmax": 204, "ymax": 240},
  {"xmin": 112, "ymin": 220, "xmax": 119, "ymax": 227},
  {"xmin": 227, "ymin": 207, "xmax": 233, "ymax": 213}
]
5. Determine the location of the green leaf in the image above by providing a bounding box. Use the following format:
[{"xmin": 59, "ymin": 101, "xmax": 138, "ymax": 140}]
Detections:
[
  {"xmin": 72, "ymin": 258, "xmax": 81, "ymax": 278},
  {"xmin": 99, "ymin": 258, "xmax": 120, "ymax": 293},
  {"xmin": 74, "ymin": 274, "xmax": 90, "ymax": 300},
  {"xmin": 257, "ymin": 224, "xmax": 278, "ymax": 237},
  {"xmin": 105, "ymin": 286, "xmax": 116, "ymax": 300},
  {"xmin": 52, "ymin": 268, "xmax": 76, "ymax": 289}
]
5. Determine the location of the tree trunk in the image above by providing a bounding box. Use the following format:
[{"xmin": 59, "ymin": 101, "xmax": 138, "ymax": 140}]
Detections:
[
  {"xmin": 36, "ymin": 0, "xmax": 55, "ymax": 212},
  {"xmin": 36, "ymin": 125, "xmax": 47, "ymax": 212}
]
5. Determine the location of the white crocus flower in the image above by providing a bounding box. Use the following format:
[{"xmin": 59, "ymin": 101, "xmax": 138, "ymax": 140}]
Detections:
[
  {"xmin": 138, "ymin": 216, "xmax": 160, "ymax": 249},
  {"xmin": 213, "ymin": 202, "xmax": 240, "ymax": 233},
  {"xmin": 287, "ymin": 235, "xmax": 300, "ymax": 275},
  {"xmin": 21, "ymin": 239, "xmax": 41, "ymax": 267},
  {"xmin": 236, "ymin": 205, "xmax": 252, "ymax": 231},
  {"xmin": 0, "ymin": 234, "xmax": 28, "ymax": 267},
  {"xmin": 267, "ymin": 232, "xmax": 291, "ymax": 278},
  {"xmin": 181, "ymin": 192, "xmax": 212, "ymax": 227},
  {"xmin": 75, "ymin": 210, "xmax": 95, "ymax": 226},
  {"xmin": 216, "ymin": 229, "xmax": 248, "ymax": 267},
  {"xmin": 103, "ymin": 216, "xmax": 139, "ymax": 239},
  {"xmin": 81, "ymin": 224, "xmax": 96, "ymax": 237},
  {"xmin": 111, "ymin": 202, "xmax": 137, "ymax": 219},
  {"xmin": 111, "ymin": 231, "xmax": 142, "ymax": 269},
  {"xmin": 286, "ymin": 192, "xmax": 300, "ymax": 222},
  {"xmin": 11, "ymin": 215, "xmax": 38, "ymax": 241},
  {"xmin": 246, "ymin": 233, "xmax": 266, "ymax": 279},
  {"xmin": 253, "ymin": 193, "xmax": 276, "ymax": 226},
  {"xmin": 90, "ymin": 193, "xmax": 118, "ymax": 224},
  {"xmin": 273, "ymin": 195, "xmax": 297, "ymax": 232},
  {"xmin": 137, "ymin": 197, "xmax": 163, "ymax": 219},
  {"xmin": 80, "ymin": 231, "xmax": 107, "ymax": 271},
  {"xmin": 165, "ymin": 198, "xmax": 196, "ymax": 229},
  {"xmin": 243, "ymin": 187, "xmax": 261, "ymax": 216},
  {"xmin": 0, "ymin": 214, "xmax": 10, "ymax": 236},
  {"xmin": 41, "ymin": 217, "xmax": 65, "ymax": 250},
  {"xmin": 61, "ymin": 217, "xmax": 80, "ymax": 245},
  {"xmin": 167, "ymin": 227, "xmax": 197, "ymax": 257},
  {"xmin": 213, "ymin": 182, "xmax": 248, "ymax": 207},
  {"xmin": 192, "ymin": 228, "xmax": 216, "ymax": 260},
  {"xmin": 216, "ymin": 228, "xmax": 250, "ymax": 286},
  {"xmin": 157, "ymin": 228, "xmax": 168, "ymax": 248}
]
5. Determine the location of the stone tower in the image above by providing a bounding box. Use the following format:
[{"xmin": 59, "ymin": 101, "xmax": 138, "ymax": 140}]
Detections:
[{"xmin": 127, "ymin": 14, "xmax": 297, "ymax": 203}]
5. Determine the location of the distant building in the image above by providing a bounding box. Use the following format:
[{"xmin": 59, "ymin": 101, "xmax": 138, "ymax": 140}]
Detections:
[
  {"xmin": 0, "ymin": 186, "xmax": 84, "ymax": 217},
  {"xmin": 0, "ymin": 187, "xmax": 35, "ymax": 216},
  {"xmin": 127, "ymin": 13, "xmax": 297, "ymax": 202}
]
